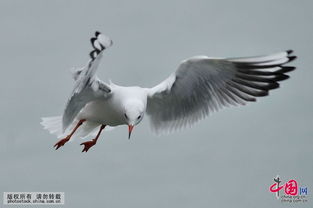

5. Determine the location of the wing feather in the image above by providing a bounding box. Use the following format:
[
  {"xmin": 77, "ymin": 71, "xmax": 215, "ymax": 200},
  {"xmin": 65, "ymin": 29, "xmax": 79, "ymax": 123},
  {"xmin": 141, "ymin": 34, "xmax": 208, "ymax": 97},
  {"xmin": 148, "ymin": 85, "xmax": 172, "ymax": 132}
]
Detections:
[
  {"xmin": 62, "ymin": 32, "xmax": 113, "ymax": 131},
  {"xmin": 146, "ymin": 51, "xmax": 296, "ymax": 133}
]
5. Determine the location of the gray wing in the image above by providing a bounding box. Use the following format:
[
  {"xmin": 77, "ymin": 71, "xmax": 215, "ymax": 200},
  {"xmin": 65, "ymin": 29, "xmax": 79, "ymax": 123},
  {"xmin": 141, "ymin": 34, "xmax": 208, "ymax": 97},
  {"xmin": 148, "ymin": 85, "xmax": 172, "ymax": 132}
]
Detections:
[
  {"xmin": 62, "ymin": 31, "xmax": 113, "ymax": 131},
  {"xmin": 146, "ymin": 50, "xmax": 296, "ymax": 133}
]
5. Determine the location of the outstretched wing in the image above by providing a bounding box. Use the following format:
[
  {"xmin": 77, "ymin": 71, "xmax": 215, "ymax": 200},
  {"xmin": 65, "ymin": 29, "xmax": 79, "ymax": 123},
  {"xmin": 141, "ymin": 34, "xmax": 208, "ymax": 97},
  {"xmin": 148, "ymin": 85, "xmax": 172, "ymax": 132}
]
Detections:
[
  {"xmin": 62, "ymin": 31, "xmax": 113, "ymax": 131},
  {"xmin": 146, "ymin": 50, "xmax": 296, "ymax": 133}
]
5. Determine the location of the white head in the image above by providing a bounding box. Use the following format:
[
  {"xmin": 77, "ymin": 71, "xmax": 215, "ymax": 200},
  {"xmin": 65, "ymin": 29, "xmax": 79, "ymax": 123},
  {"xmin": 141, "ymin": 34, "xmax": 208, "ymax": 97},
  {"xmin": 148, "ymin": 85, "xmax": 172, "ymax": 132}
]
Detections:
[{"xmin": 123, "ymin": 99, "xmax": 145, "ymax": 139}]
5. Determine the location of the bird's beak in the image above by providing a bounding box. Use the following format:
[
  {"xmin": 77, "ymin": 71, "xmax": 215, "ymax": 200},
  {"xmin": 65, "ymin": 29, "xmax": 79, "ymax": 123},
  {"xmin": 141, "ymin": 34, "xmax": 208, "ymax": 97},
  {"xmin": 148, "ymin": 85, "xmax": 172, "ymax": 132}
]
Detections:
[{"xmin": 128, "ymin": 125, "xmax": 134, "ymax": 139}]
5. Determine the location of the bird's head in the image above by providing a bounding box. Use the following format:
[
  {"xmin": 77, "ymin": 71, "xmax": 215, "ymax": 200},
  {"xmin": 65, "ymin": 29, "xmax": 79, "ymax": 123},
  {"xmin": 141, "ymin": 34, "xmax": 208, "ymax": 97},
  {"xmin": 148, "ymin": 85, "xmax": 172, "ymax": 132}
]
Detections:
[{"xmin": 123, "ymin": 100, "xmax": 145, "ymax": 139}]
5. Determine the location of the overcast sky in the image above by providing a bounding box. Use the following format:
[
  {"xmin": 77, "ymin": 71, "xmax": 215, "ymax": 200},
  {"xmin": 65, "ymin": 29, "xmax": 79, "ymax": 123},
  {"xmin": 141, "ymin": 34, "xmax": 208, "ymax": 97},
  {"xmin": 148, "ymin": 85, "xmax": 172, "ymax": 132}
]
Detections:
[{"xmin": 0, "ymin": 0, "xmax": 312, "ymax": 207}]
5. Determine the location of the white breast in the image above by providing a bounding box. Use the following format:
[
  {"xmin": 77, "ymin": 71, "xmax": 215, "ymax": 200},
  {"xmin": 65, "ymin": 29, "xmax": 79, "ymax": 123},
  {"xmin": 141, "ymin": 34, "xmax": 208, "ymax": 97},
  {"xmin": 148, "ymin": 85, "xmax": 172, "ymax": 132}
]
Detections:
[{"xmin": 77, "ymin": 84, "xmax": 148, "ymax": 126}]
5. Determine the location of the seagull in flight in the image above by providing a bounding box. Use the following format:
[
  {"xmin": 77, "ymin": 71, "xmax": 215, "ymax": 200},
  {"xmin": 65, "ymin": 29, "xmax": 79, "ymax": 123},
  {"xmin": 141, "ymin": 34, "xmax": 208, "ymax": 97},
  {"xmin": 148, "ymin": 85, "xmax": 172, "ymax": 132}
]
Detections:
[{"xmin": 41, "ymin": 31, "xmax": 296, "ymax": 152}]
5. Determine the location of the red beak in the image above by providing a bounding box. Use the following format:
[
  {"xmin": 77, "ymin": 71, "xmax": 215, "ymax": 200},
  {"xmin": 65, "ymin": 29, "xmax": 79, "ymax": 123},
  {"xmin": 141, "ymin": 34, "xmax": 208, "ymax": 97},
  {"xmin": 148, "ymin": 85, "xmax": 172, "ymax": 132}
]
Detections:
[{"xmin": 128, "ymin": 125, "xmax": 134, "ymax": 139}]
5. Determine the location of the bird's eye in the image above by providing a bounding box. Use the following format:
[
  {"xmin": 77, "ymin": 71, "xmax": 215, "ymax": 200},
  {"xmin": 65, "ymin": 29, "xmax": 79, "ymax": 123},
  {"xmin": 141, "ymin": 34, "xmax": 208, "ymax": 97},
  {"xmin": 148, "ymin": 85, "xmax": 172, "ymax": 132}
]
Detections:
[
  {"xmin": 124, "ymin": 113, "xmax": 128, "ymax": 119},
  {"xmin": 137, "ymin": 115, "xmax": 141, "ymax": 120}
]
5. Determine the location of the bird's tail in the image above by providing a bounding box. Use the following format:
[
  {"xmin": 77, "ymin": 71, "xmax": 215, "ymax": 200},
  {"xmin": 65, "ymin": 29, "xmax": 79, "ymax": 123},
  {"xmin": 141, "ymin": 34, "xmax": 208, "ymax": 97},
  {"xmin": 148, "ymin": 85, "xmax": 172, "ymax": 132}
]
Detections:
[
  {"xmin": 40, "ymin": 116, "xmax": 65, "ymax": 138},
  {"xmin": 40, "ymin": 116, "xmax": 116, "ymax": 139}
]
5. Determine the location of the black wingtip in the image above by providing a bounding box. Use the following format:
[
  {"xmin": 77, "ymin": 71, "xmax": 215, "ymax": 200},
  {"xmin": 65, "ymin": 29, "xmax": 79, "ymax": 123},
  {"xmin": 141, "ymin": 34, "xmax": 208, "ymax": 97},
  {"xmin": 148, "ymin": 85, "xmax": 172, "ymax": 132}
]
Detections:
[
  {"xmin": 89, "ymin": 50, "xmax": 100, "ymax": 60},
  {"xmin": 277, "ymin": 66, "xmax": 296, "ymax": 74},
  {"xmin": 99, "ymin": 43, "xmax": 105, "ymax": 50},
  {"xmin": 286, "ymin": 49, "xmax": 293, "ymax": 54},
  {"xmin": 288, "ymin": 56, "xmax": 297, "ymax": 62},
  {"xmin": 275, "ymin": 74, "xmax": 290, "ymax": 81},
  {"xmin": 90, "ymin": 37, "xmax": 97, "ymax": 47},
  {"xmin": 95, "ymin": 31, "xmax": 101, "ymax": 37},
  {"xmin": 267, "ymin": 82, "xmax": 280, "ymax": 90}
]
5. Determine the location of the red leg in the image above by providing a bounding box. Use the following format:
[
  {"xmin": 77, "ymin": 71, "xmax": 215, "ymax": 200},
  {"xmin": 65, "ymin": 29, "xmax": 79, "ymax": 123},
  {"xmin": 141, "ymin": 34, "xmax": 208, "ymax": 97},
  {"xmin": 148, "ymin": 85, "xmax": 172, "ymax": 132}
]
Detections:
[
  {"xmin": 81, "ymin": 124, "xmax": 106, "ymax": 152},
  {"xmin": 54, "ymin": 119, "xmax": 86, "ymax": 150}
]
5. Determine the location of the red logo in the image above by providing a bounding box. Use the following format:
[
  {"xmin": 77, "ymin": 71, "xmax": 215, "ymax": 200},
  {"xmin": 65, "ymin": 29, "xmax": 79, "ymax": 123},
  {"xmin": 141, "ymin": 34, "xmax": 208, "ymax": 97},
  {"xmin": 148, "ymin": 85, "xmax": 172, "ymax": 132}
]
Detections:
[
  {"xmin": 284, "ymin": 180, "xmax": 298, "ymax": 195},
  {"xmin": 270, "ymin": 178, "xmax": 298, "ymax": 196},
  {"xmin": 269, "ymin": 175, "xmax": 309, "ymax": 200},
  {"xmin": 269, "ymin": 176, "xmax": 309, "ymax": 203}
]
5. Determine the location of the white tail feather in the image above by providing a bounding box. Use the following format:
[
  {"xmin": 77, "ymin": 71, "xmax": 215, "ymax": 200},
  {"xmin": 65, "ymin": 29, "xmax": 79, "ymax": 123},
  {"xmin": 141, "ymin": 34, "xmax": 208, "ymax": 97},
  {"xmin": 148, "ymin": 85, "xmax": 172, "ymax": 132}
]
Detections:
[
  {"xmin": 40, "ymin": 116, "xmax": 65, "ymax": 138},
  {"xmin": 41, "ymin": 116, "xmax": 115, "ymax": 139}
]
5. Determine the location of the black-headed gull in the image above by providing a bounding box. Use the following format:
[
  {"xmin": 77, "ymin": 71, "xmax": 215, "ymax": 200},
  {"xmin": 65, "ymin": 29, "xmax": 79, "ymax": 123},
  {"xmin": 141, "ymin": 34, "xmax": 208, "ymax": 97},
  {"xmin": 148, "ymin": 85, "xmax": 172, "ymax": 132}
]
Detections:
[{"xmin": 41, "ymin": 31, "xmax": 296, "ymax": 152}]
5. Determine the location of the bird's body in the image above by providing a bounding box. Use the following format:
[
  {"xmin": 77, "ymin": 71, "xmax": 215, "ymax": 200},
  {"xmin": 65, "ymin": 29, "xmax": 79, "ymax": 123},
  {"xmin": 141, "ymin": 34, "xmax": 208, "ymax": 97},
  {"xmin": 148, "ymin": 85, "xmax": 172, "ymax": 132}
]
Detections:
[
  {"xmin": 41, "ymin": 31, "xmax": 297, "ymax": 152},
  {"xmin": 77, "ymin": 84, "xmax": 147, "ymax": 127}
]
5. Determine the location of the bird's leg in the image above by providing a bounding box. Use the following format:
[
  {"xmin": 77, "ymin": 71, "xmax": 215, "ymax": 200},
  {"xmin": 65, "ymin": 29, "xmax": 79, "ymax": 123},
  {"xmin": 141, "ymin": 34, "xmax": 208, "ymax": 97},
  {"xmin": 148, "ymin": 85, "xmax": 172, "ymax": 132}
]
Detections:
[
  {"xmin": 80, "ymin": 124, "xmax": 106, "ymax": 152},
  {"xmin": 54, "ymin": 119, "xmax": 86, "ymax": 150}
]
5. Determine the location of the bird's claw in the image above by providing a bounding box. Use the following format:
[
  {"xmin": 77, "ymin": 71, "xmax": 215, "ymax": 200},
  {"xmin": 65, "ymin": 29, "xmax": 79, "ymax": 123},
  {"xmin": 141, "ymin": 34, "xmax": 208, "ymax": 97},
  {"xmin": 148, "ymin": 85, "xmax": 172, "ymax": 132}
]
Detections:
[
  {"xmin": 54, "ymin": 136, "xmax": 70, "ymax": 150},
  {"xmin": 80, "ymin": 140, "xmax": 96, "ymax": 152}
]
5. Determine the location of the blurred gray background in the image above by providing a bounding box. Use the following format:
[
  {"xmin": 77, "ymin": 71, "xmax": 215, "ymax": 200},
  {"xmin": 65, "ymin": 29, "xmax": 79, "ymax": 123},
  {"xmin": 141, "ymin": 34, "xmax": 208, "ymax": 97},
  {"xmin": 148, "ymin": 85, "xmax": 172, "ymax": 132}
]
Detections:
[{"xmin": 0, "ymin": 0, "xmax": 312, "ymax": 207}]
